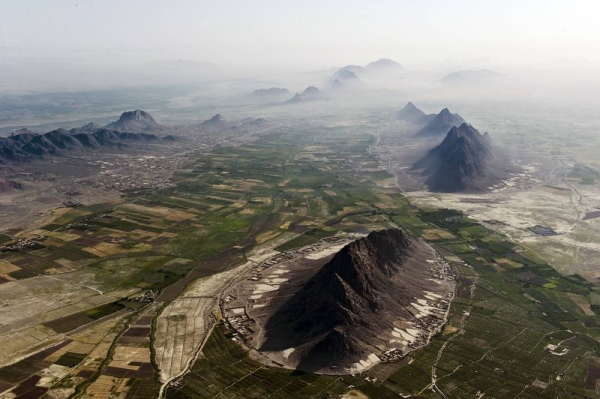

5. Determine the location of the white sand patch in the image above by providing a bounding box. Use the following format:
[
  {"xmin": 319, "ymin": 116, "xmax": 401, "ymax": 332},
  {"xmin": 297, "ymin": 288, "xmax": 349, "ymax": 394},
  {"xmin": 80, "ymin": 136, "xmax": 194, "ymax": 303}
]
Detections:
[
  {"xmin": 230, "ymin": 307, "xmax": 245, "ymax": 315},
  {"xmin": 269, "ymin": 278, "xmax": 289, "ymax": 284},
  {"xmin": 304, "ymin": 243, "xmax": 347, "ymax": 260},
  {"xmin": 406, "ymin": 328, "xmax": 420, "ymax": 336},
  {"xmin": 425, "ymin": 291, "xmax": 442, "ymax": 298},
  {"xmin": 270, "ymin": 269, "xmax": 289, "ymax": 275},
  {"xmin": 249, "ymin": 294, "xmax": 262, "ymax": 300},
  {"xmin": 351, "ymin": 353, "xmax": 381, "ymax": 372},
  {"xmin": 368, "ymin": 353, "xmax": 380, "ymax": 362},
  {"xmin": 253, "ymin": 284, "xmax": 279, "ymax": 294},
  {"xmin": 252, "ymin": 304, "xmax": 267, "ymax": 309},
  {"xmin": 411, "ymin": 301, "xmax": 437, "ymax": 318},
  {"xmin": 282, "ymin": 348, "xmax": 295, "ymax": 358},
  {"xmin": 393, "ymin": 327, "xmax": 417, "ymax": 343},
  {"xmin": 38, "ymin": 364, "xmax": 70, "ymax": 387}
]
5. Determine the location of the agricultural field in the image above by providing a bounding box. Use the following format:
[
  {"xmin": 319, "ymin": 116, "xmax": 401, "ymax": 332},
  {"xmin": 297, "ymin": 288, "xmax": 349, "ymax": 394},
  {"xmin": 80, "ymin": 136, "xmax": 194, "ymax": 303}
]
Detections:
[
  {"xmin": 1, "ymin": 119, "xmax": 600, "ymax": 399},
  {"xmin": 0, "ymin": 123, "xmax": 409, "ymax": 398}
]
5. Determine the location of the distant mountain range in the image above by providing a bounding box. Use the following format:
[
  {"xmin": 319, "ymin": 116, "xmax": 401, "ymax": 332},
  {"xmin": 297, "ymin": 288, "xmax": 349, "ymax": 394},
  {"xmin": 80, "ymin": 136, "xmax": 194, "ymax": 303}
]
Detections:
[
  {"xmin": 0, "ymin": 111, "xmax": 174, "ymax": 164},
  {"xmin": 412, "ymin": 123, "xmax": 497, "ymax": 192},
  {"xmin": 440, "ymin": 69, "xmax": 501, "ymax": 86},
  {"xmin": 250, "ymin": 87, "xmax": 290, "ymax": 98},
  {"xmin": 286, "ymin": 86, "xmax": 326, "ymax": 104},
  {"xmin": 198, "ymin": 114, "xmax": 268, "ymax": 130},
  {"xmin": 397, "ymin": 103, "xmax": 466, "ymax": 138},
  {"xmin": 260, "ymin": 229, "xmax": 448, "ymax": 372},
  {"xmin": 330, "ymin": 58, "xmax": 405, "ymax": 84}
]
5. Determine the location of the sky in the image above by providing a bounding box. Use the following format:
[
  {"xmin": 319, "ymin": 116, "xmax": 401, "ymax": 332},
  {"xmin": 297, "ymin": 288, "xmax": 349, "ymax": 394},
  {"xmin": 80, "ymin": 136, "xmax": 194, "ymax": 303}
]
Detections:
[{"xmin": 2, "ymin": 0, "xmax": 600, "ymax": 71}]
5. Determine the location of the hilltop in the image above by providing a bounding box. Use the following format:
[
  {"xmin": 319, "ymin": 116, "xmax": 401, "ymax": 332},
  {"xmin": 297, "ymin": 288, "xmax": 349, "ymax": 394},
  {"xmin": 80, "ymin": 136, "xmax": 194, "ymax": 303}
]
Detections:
[
  {"xmin": 285, "ymin": 86, "xmax": 326, "ymax": 104},
  {"xmin": 397, "ymin": 102, "xmax": 435, "ymax": 125},
  {"xmin": 104, "ymin": 110, "xmax": 161, "ymax": 133},
  {"xmin": 414, "ymin": 108, "xmax": 466, "ymax": 137},
  {"xmin": 200, "ymin": 114, "xmax": 226, "ymax": 126},
  {"xmin": 259, "ymin": 229, "xmax": 452, "ymax": 372},
  {"xmin": 412, "ymin": 123, "xmax": 499, "ymax": 192}
]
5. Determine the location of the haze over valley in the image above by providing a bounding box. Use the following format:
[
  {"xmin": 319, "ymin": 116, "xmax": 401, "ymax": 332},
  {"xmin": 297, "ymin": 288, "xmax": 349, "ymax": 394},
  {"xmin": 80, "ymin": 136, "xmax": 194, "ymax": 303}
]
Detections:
[{"xmin": 1, "ymin": 1, "xmax": 600, "ymax": 399}]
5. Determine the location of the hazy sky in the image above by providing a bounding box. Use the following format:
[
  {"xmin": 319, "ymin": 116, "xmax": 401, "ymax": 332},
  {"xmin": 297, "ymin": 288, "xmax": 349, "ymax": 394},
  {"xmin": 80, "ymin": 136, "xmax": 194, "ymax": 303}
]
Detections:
[{"xmin": 1, "ymin": 0, "xmax": 600, "ymax": 71}]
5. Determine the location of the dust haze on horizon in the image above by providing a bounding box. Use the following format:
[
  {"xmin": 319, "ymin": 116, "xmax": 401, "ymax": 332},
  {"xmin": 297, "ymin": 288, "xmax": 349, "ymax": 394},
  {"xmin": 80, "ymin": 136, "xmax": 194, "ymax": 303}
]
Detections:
[{"xmin": 1, "ymin": 0, "xmax": 599, "ymax": 107}]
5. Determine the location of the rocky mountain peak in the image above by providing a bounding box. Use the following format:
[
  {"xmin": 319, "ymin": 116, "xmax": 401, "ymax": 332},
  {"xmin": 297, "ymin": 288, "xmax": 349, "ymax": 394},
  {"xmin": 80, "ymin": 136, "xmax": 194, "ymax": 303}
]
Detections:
[
  {"xmin": 118, "ymin": 110, "xmax": 156, "ymax": 123},
  {"xmin": 413, "ymin": 123, "xmax": 496, "ymax": 192},
  {"xmin": 259, "ymin": 228, "xmax": 441, "ymax": 371}
]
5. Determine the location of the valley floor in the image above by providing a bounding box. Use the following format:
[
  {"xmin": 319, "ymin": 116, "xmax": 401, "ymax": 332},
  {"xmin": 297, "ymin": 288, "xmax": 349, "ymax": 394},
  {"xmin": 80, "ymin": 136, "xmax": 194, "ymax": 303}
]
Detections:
[{"xmin": 1, "ymin": 115, "xmax": 600, "ymax": 399}]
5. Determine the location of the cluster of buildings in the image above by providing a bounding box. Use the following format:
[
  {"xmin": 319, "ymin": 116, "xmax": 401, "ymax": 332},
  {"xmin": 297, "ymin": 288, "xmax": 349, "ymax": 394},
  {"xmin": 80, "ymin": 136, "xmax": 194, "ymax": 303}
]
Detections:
[
  {"xmin": 74, "ymin": 155, "xmax": 192, "ymax": 193},
  {"xmin": 430, "ymin": 257, "xmax": 455, "ymax": 282},
  {"xmin": 80, "ymin": 171, "xmax": 175, "ymax": 192},
  {"xmin": 378, "ymin": 348, "xmax": 404, "ymax": 363},
  {"xmin": 127, "ymin": 289, "xmax": 157, "ymax": 304},
  {"xmin": 223, "ymin": 313, "xmax": 255, "ymax": 342},
  {"xmin": 0, "ymin": 236, "xmax": 45, "ymax": 253}
]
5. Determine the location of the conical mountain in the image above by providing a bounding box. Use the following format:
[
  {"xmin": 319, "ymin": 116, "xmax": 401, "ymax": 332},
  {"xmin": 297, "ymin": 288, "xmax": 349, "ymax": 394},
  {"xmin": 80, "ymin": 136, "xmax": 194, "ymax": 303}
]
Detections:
[
  {"xmin": 331, "ymin": 79, "xmax": 345, "ymax": 90},
  {"xmin": 200, "ymin": 114, "xmax": 226, "ymax": 126},
  {"xmin": 260, "ymin": 229, "xmax": 449, "ymax": 372},
  {"xmin": 397, "ymin": 102, "xmax": 435, "ymax": 124},
  {"xmin": 415, "ymin": 108, "xmax": 466, "ymax": 137},
  {"xmin": 413, "ymin": 123, "xmax": 495, "ymax": 192}
]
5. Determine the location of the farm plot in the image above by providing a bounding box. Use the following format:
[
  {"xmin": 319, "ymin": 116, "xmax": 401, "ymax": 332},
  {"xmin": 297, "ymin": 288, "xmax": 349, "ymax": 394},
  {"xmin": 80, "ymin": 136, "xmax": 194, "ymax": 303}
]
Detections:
[{"xmin": 153, "ymin": 259, "xmax": 261, "ymax": 382}]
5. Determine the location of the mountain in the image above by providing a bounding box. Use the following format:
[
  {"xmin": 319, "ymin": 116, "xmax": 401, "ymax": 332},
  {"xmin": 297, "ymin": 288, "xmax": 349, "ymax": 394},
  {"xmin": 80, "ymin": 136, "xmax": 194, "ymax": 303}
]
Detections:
[
  {"xmin": 11, "ymin": 128, "xmax": 36, "ymax": 136},
  {"xmin": 69, "ymin": 122, "xmax": 99, "ymax": 135},
  {"xmin": 333, "ymin": 65, "xmax": 365, "ymax": 79},
  {"xmin": 412, "ymin": 123, "xmax": 496, "ymax": 192},
  {"xmin": 331, "ymin": 79, "xmax": 345, "ymax": 90},
  {"xmin": 242, "ymin": 117, "xmax": 267, "ymax": 126},
  {"xmin": 330, "ymin": 70, "xmax": 362, "ymax": 90},
  {"xmin": 0, "ymin": 126, "xmax": 166, "ymax": 164},
  {"xmin": 365, "ymin": 58, "xmax": 405, "ymax": 72},
  {"xmin": 397, "ymin": 102, "xmax": 435, "ymax": 125},
  {"xmin": 200, "ymin": 114, "xmax": 226, "ymax": 126},
  {"xmin": 285, "ymin": 86, "xmax": 325, "ymax": 104},
  {"xmin": 250, "ymin": 88, "xmax": 290, "ymax": 98},
  {"xmin": 414, "ymin": 108, "xmax": 465, "ymax": 137},
  {"xmin": 330, "ymin": 60, "xmax": 403, "ymax": 83},
  {"xmin": 105, "ymin": 110, "xmax": 161, "ymax": 133},
  {"xmin": 440, "ymin": 69, "xmax": 501, "ymax": 86},
  {"xmin": 334, "ymin": 70, "xmax": 360, "ymax": 82},
  {"xmin": 260, "ymin": 229, "xmax": 450, "ymax": 372}
]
